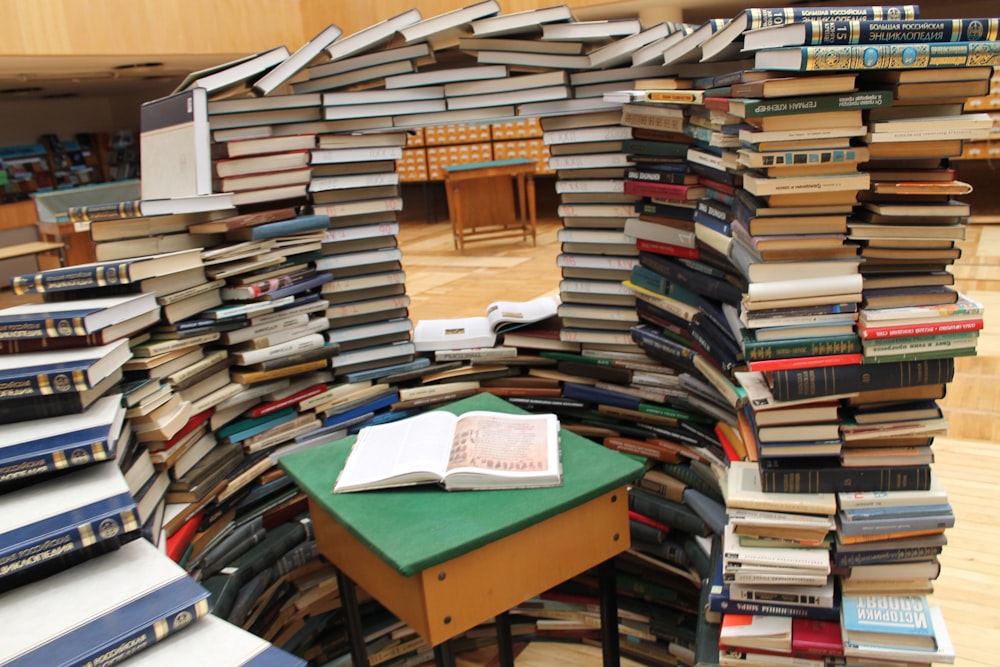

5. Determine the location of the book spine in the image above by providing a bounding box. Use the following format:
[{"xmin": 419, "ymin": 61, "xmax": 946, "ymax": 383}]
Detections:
[
  {"xmin": 833, "ymin": 545, "xmax": 943, "ymax": 567},
  {"xmin": 759, "ymin": 462, "xmax": 931, "ymax": 493},
  {"xmin": 858, "ymin": 319, "xmax": 983, "ymax": 339},
  {"xmin": 0, "ymin": 365, "xmax": 102, "ymax": 398},
  {"xmin": 740, "ymin": 90, "xmax": 893, "ymax": 117},
  {"xmin": 711, "ymin": 594, "xmax": 840, "ymax": 621},
  {"xmin": 28, "ymin": 577, "xmax": 210, "ymax": 665},
  {"xmin": 635, "ymin": 239, "xmax": 699, "ymax": 259},
  {"xmin": 769, "ymin": 358, "xmax": 954, "ymax": 401},
  {"xmin": 66, "ymin": 200, "xmax": 143, "ymax": 223},
  {"xmin": 11, "ymin": 263, "xmax": 131, "ymax": 296},
  {"xmin": 743, "ymin": 333, "xmax": 862, "ymax": 360},
  {"xmin": 629, "ymin": 489, "xmax": 710, "ymax": 536},
  {"xmin": 621, "ymin": 139, "xmax": 690, "ymax": 158},
  {"xmin": 0, "ymin": 496, "xmax": 138, "ymax": 580},
  {"xmin": 783, "ymin": 41, "xmax": 1000, "ymax": 71},
  {"xmin": 624, "ymin": 180, "xmax": 700, "ymax": 200},
  {"xmin": 799, "ymin": 18, "xmax": 1000, "ymax": 45},
  {"xmin": 748, "ymin": 352, "xmax": 864, "ymax": 372},
  {"xmin": 630, "ymin": 324, "xmax": 699, "ymax": 373},
  {"xmin": 747, "ymin": 6, "xmax": 920, "ymax": 29},
  {"xmin": 605, "ymin": 436, "xmax": 684, "ymax": 465}
]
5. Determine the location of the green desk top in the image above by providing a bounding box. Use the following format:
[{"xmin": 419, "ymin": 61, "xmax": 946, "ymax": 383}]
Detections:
[
  {"xmin": 442, "ymin": 158, "xmax": 535, "ymax": 172},
  {"xmin": 280, "ymin": 393, "xmax": 645, "ymax": 577}
]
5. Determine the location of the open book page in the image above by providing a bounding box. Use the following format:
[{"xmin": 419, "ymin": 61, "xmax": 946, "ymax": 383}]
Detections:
[
  {"xmin": 444, "ymin": 411, "xmax": 561, "ymax": 490},
  {"xmin": 485, "ymin": 295, "xmax": 560, "ymax": 334},
  {"xmin": 333, "ymin": 411, "xmax": 458, "ymax": 492}
]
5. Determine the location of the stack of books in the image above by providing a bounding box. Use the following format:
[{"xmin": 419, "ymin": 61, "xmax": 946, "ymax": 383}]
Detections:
[{"xmin": 0, "ymin": 260, "xmax": 307, "ymax": 664}]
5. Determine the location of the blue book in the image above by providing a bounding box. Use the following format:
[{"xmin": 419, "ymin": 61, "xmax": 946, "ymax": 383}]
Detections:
[
  {"xmin": 323, "ymin": 392, "xmax": 400, "ymax": 429},
  {"xmin": 0, "ymin": 538, "xmax": 211, "ymax": 665},
  {"xmin": 341, "ymin": 356, "xmax": 430, "ymax": 384},
  {"xmin": 219, "ymin": 408, "xmax": 298, "ymax": 444},
  {"xmin": 0, "ymin": 338, "xmax": 131, "ymax": 398},
  {"xmin": 120, "ymin": 614, "xmax": 307, "ymax": 666},
  {"xmin": 0, "ymin": 394, "xmax": 126, "ymax": 488},
  {"xmin": 561, "ymin": 381, "xmax": 640, "ymax": 411},
  {"xmin": 836, "ymin": 509, "xmax": 955, "ymax": 537},
  {"xmin": 11, "ymin": 249, "xmax": 204, "ymax": 296},
  {"xmin": 265, "ymin": 272, "xmax": 334, "ymax": 301},
  {"xmin": 227, "ymin": 213, "xmax": 331, "ymax": 241},
  {"xmin": 0, "ymin": 293, "xmax": 158, "ymax": 339},
  {"xmin": 0, "ymin": 460, "xmax": 139, "ymax": 590},
  {"xmin": 841, "ymin": 593, "xmax": 936, "ymax": 650}
]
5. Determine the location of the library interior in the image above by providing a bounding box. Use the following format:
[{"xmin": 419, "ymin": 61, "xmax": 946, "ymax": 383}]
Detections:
[{"xmin": 1, "ymin": 1, "xmax": 999, "ymax": 666}]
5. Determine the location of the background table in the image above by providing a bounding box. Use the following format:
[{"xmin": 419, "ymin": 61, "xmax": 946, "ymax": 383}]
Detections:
[{"xmin": 442, "ymin": 159, "xmax": 537, "ymax": 250}]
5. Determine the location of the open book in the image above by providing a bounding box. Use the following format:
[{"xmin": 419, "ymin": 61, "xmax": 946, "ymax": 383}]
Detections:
[
  {"xmin": 412, "ymin": 295, "xmax": 560, "ymax": 351},
  {"xmin": 333, "ymin": 410, "xmax": 562, "ymax": 492}
]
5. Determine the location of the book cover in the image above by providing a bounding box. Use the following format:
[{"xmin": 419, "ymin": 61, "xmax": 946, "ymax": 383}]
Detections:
[
  {"xmin": 139, "ymin": 87, "xmax": 212, "ymax": 199},
  {"xmin": 0, "ymin": 338, "xmax": 131, "ymax": 398},
  {"xmin": 0, "ymin": 538, "xmax": 210, "ymax": 665},
  {"xmin": 756, "ymin": 40, "xmax": 1000, "ymax": 72},
  {"xmin": 841, "ymin": 594, "xmax": 936, "ymax": 650}
]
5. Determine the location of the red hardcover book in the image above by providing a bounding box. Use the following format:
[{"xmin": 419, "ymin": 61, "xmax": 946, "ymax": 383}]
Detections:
[
  {"xmin": 248, "ymin": 383, "xmax": 328, "ymax": 418},
  {"xmin": 165, "ymin": 510, "xmax": 203, "ymax": 562},
  {"xmin": 714, "ymin": 423, "xmax": 742, "ymax": 463},
  {"xmin": 749, "ymin": 352, "xmax": 863, "ymax": 372},
  {"xmin": 628, "ymin": 509, "xmax": 672, "ymax": 535},
  {"xmin": 791, "ymin": 618, "xmax": 843, "ymax": 657},
  {"xmin": 624, "ymin": 179, "xmax": 707, "ymax": 201},
  {"xmin": 635, "ymin": 238, "xmax": 700, "ymax": 259},
  {"xmin": 857, "ymin": 318, "xmax": 983, "ymax": 339}
]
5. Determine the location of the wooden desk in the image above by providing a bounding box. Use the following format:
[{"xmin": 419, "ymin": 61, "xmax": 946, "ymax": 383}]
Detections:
[
  {"xmin": 280, "ymin": 393, "xmax": 645, "ymax": 666},
  {"xmin": 443, "ymin": 159, "xmax": 537, "ymax": 251}
]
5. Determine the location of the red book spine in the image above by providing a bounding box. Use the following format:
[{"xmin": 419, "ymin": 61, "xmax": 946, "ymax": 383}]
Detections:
[
  {"xmin": 703, "ymin": 97, "xmax": 732, "ymax": 112},
  {"xmin": 858, "ymin": 318, "xmax": 983, "ymax": 339},
  {"xmin": 635, "ymin": 238, "xmax": 700, "ymax": 259},
  {"xmin": 714, "ymin": 423, "xmax": 742, "ymax": 463},
  {"xmin": 749, "ymin": 352, "xmax": 863, "ymax": 372},
  {"xmin": 247, "ymin": 383, "xmax": 328, "ymax": 418},
  {"xmin": 165, "ymin": 510, "xmax": 203, "ymax": 563},
  {"xmin": 624, "ymin": 179, "xmax": 701, "ymax": 200},
  {"xmin": 629, "ymin": 509, "xmax": 672, "ymax": 534}
]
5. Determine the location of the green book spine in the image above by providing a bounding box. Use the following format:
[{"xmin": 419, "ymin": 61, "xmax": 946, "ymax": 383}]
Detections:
[
  {"xmin": 735, "ymin": 89, "xmax": 893, "ymax": 117},
  {"xmin": 743, "ymin": 333, "xmax": 862, "ymax": 360},
  {"xmin": 763, "ymin": 40, "xmax": 1000, "ymax": 72}
]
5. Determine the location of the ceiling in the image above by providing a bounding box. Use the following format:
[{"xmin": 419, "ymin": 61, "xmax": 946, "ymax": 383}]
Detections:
[{"xmin": 0, "ymin": 54, "xmax": 244, "ymax": 101}]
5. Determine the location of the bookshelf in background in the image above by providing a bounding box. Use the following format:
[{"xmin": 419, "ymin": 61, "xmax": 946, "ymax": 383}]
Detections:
[{"xmin": 953, "ymin": 65, "xmax": 1000, "ymax": 221}]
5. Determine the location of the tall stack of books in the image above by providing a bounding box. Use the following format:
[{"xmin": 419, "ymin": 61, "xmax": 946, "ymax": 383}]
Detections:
[
  {"xmin": 0, "ymin": 256, "xmax": 308, "ymax": 665},
  {"xmin": 617, "ymin": 7, "xmax": 1000, "ymax": 667}
]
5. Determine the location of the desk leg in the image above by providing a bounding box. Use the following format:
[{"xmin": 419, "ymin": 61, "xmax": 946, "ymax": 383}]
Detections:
[
  {"xmin": 598, "ymin": 559, "xmax": 621, "ymax": 667},
  {"xmin": 336, "ymin": 568, "xmax": 370, "ymax": 667},
  {"xmin": 495, "ymin": 611, "xmax": 515, "ymax": 667},
  {"xmin": 433, "ymin": 641, "xmax": 457, "ymax": 667},
  {"xmin": 526, "ymin": 174, "xmax": 537, "ymax": 246}
]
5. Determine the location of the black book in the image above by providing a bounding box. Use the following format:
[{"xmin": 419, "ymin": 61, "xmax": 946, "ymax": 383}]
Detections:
[
  {"xmin": 759, "ymin": 457, "xmax": 932, "ymax": 494},
  {"xmin": 769, "ymin": 358, "xmax": 955, "ymax": 402},
  {"xmin": 639, "ymin": 251, "xmax": 743, "ymax": 306},
  {"xmin": 557, "ymin": 360, "xmax": 633, "ymax": 385},
  {"xmin": 0, "ymin": 367, "xmax": 122, "ymax": 425},
  {"xmin": 629, "ymin": 487, "xmax": 712, "ymax": 537}
]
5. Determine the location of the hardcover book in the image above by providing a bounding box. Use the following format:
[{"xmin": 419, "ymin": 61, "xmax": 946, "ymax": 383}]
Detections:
[
  {"xmin": 0, "ymin": 460, "xmax": 139, "ymax": 589},
  {"xmin": 412, "ymin": 296, "xmax": 559, "ymax": 351},
  {"xmin": 0, "ymin": 538, "xmax": 210, "ymax": 665},
  {"xmin": 333, "ymin": 409, "xmax": 561, "ymax": 492},
  {"xmin": 841, "ymin": 593, "xmax": 936, "ymax": 650},
  {"xmin": 0, "ymin": 292, "xmax": 158, "ymax": 340},
  {"xmin": 0, "ymin": 338, "xmax": 131, "ymax": 398}
]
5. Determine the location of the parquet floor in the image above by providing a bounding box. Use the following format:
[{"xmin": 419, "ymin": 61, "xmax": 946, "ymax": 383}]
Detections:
[{"xmin": 397, "ymin": 181, "xmax": 1000, "ymax": 666}]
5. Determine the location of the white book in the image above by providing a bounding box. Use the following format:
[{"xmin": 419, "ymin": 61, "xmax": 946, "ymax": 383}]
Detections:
[
  {"xmin": 123, "ymin": 614, "xmax": 303, "ymax": 666},
  {"xmin": 0, "ymin": 459, "xmax": 137, "ymax": 581},
  {"xmin": 325, "ymin": 317, "xmax": 413, "ymax": 345},
  {"xmin": 587, "ymin": 22, "xmax": 674, "ymax": 69},
  {"xmin": 555, "ymin": 179, "xmax": 625, "ymax": 194},
  {"xmin": 543, "ymin": 18, "xmax": 640, "ymax": 41},
  {"xmin": 253, "ymin": 24, "xmax": 343, "ymax": 96},
  {"xmin": 306, "ymin": 43, "xmax": 431, "ymax": 79},
  {"xmin": 544, "ymin": 125, "xmax": 632, "ymax": 145},
  {"xmin": 173, "ymin": 45, "xmax": 291, "ymax": 96},
  {"xmin": 631, "ymin": 25, "xmax": 694, "ymax": 65},
  {"xmin": 323, "ymin": 98, "xmax": 446, "ymax": 120},
  {"xmin": 324, "ymin": 272, "xmax": 406, "ymax": 294},
  {"xmin": 311, "ymin": 172, "xmax": 400, "ymax": 192},
  {"xmin": 392, "ymin": 105, "xmax": 516, "ymax": 128},
  {"xmin": 445, "ymin": 70, "xmax": 567, "ymax": 97},
  {"xmin": 399, "ymin": 0, "xmax": 501, "ymax": 45},
  {"xmin": 333, "ymin": 409, "xmax": 560, "ymax": 492},
  {"xmin": 329, "ymin": 340, "xmax": 416, "ymax": 370},
  {"xmin": 446, "ymin": 85, "xmax": 570, "ymax": 111},
  {"xmin": 385, "ymin": 64, "xmax": 509, "ymax": 89},
  {"xmin": 310, "ymin": 146, "xmax": 403, "ymax": 164},
  {"xmin": 292, "ymin": 60, "xmax": 415, "ymax": 94},
  {"xmin": 723, "ymin": 524, "xmax": 831, "ymax": 572},
  {"xmin": 471, "ymin": 5, "xmax": 573, "ymax": 37},
  {"xmin": 233, "ymin": 332, "xmax": 326, "ymax": 366},
  {"xmin": 323, "ymin": 8, "xmax": 422, "ymax": 62},
  {"xmin": 322, "ymin": 86, "xmax": 444, "ymax": 106},
  {"xmin": 139, "ymin": 87, "xmax": 211, "ymax": 199},
  {"xmin": 747, "ymin": 273, "xmax": 863, "ymax": 302},
  {"xmin": 476, "ymin": 49, "xmax": 591, "ymax": 70},
  {"xmin": 0, "ymin": 539, "xmax": 210, "ymax": 665}
]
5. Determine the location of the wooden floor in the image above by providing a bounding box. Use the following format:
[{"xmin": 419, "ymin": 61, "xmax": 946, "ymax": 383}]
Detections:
[{"xmin": 396, "ymin": 188, "xmax": 1000, "ymax": 666}]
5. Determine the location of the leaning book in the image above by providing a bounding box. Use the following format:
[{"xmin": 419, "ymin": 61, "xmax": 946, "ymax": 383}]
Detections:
[
  {"xmin": 333, "ymin": 409, "xmax": 562, "ymax": 492},
  {"xmin": 0, "ymin": 538, "xmax": 210, "ymax": 665}
]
